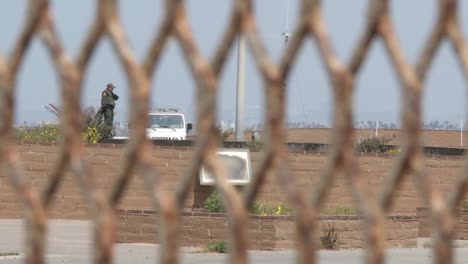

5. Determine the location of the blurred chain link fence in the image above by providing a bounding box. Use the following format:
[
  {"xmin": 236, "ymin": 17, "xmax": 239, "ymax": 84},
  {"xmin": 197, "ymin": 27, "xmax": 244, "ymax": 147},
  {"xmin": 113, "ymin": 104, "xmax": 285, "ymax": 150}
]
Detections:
[{"xmin": 0, "ymin": 0, "xmax": 467, "ymax": 263}]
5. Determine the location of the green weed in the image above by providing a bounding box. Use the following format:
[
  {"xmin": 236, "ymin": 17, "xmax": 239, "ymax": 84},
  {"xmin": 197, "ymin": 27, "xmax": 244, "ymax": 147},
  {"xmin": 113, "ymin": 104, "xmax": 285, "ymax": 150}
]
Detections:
[
  {"xmin": 206, "ymin": 241, "xmax": 227, "ymax": 253},
  {"xmin": 204, "ymin": 192, "xmax": 225, "ymax": 213},
  {"xmin": 322, "ymin": 206, "xmax": 359, "ymax": 215}
]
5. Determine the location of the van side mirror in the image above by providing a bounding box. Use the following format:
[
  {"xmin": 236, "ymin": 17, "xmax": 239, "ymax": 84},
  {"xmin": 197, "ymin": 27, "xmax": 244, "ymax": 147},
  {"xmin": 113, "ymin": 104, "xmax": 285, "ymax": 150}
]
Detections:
[{"xmin": 186, "ymin": 123, "xmax": 193, "ymax": 132}]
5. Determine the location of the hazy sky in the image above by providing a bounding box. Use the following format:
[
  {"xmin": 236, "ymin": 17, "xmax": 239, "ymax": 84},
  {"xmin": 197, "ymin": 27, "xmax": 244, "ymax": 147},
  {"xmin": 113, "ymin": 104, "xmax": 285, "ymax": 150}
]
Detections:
[{"xmin": 0, "ymin": 0, "xmax": 466, "ymax": 127}]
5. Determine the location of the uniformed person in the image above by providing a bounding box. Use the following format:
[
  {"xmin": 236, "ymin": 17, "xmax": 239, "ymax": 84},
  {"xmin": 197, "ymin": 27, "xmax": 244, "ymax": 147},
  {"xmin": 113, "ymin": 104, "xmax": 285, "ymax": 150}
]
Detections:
[{"xmin": 100, "ymin": 83, "xmax": 119, "ymax": 138}]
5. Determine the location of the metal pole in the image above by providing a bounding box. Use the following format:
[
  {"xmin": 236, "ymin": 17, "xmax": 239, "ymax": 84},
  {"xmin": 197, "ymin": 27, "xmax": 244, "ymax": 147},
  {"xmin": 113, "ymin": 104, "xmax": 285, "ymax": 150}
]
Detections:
[
  {"xmin": 461, "ymin": 119, "xmax": 463, "ymax": 147},
  {"xmin": 375, "ymin": 121, "xmax": 379, "ymax": 137},
  {"xmin": 235, "ymin": 35, "xmax": 246, "ymax": 142}
]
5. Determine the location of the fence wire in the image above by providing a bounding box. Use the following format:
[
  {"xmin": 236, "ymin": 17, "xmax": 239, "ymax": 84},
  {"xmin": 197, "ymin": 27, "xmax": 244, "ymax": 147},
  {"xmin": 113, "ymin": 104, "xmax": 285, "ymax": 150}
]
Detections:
[{"xmin": 0, "ymin": 0, "xmax": 467, "ymax": 264}]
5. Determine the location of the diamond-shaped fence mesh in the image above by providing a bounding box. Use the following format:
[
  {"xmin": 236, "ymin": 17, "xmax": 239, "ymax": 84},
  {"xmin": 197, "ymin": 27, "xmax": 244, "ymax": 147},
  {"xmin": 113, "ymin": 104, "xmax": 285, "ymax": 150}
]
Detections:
[{"xmin": 0, "ymin": 0, "xmax": 467, "ymax": 263}]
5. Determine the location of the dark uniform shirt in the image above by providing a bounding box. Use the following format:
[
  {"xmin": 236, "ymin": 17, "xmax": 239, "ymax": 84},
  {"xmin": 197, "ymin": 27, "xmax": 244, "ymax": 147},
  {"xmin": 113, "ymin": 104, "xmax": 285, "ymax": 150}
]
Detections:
[
  {"xmin": 100, "ymin": 89, "xmax": 119, "ymax": 137},
  {"xmin": 101, "ymin": 89, "xmax": 118, "ymax": 109}
]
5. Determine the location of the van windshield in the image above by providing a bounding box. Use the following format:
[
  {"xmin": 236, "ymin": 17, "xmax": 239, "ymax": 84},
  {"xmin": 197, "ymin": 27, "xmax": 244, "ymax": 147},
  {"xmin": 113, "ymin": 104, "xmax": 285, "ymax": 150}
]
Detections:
[{"xmin": 149, "ymin": 114, "xmax": 184, "ymax": 128}]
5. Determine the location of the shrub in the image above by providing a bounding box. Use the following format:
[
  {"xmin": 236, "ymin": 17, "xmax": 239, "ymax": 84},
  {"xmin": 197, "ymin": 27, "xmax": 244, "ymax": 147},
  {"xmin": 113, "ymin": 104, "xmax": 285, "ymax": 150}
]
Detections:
[
  {"xmin": 322, "ymin": 206, "xmax": 359, "ymax": 215},
  {"xmin": 246, "ymin": 140, "xmax": 264, "ymax": 152},
  {"xmin": 81, "ymin": 106, "xmax": 109, "ymax": 143},
  {"xmin": 203, "ymin": 192, "xmax": 294, "ymax": 215},
  {"xmin": 15, "ymin": 124, "xmax": 59, "ymax": 142},
  {"xmin": 320, "ymin": 223, "xmax": 339, "ymax": 250},
  {"xmin": 206, "ymin": 241, "xmax": 227, "ymax": 253},
  {"xmin": 217, "ymin": 125, "xmax": 234, "ymax": 142},
  {"xmin": 44, "ymin": 104, "xmax": 109, "ymax": 144},
  {"xmin": 82, "ymin": 126, "xmax": 101, "ymax": 145},
  {"xmin": 204, "ymin": 191, "xmax": 225, "ymax": 213},
  {"xmin": 356, "ymin": 136, "xmax": 394, "ymax": 153},
  {"xmin": 16, "ymin": 104, "xmax": 111, "ymax": 144},
  {"xmin": 387, "ymin": 148, "xmax": 401, "ymax": 154},
  {"xmin": 250, "ymin": 201, "xmax": 292, "ymax": 215},
  {"xmin": 463, "ymin": 201, "xmax": 468, "ymax": 209}
]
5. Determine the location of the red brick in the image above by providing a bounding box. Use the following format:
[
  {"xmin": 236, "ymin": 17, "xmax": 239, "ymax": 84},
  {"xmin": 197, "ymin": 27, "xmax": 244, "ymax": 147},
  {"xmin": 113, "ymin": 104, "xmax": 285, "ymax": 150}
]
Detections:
[
  {"xmin": 90, "ymin": 148, "xmax": 122, "ymax": 156},
  {"xmin": 0, "ymin": 209, "xmax": 21, "ymax": 218},
  {"xmin": 117, "ymin": 231, "xmax": 127, "ymax": 242},
  {"xmin": 247, "ymin": 241, "xmax": 261, "ymax": 250},
  {"xmin": 249, "ymin": 230, "xmax": 275, "ymax": 241},
  {"xmin": 22, "ymin": 161, "xmax": 53, "ymax": 172},
  {"xmin": 117, "ymin": 221, "xmax": 127, "ymax": 230},
  {"xmin": 124, "ymin": 223, "xmax": 143, "ymax": 234},
  {"xmin": 30, "ymin": 145, "xmax": 58, "ymax": 153},
  {"xmin": 126, "ymin": 215, "xmax": 156, "ymax": 224},
  {"xmin": 3, "ymin": 142, "xmax": 468, "ymax": 251},
  {"xmin": 19, "ymin": 153, "xmax": 47, "ymax": 162},
  {"xmin": 141, "ymin": 223, "xmax": 158, "ymax": 234},
  {"xmin": 261, "ymin": 221, "xmax": 275, "ymax": 231},
  {"xmin": 137, "ymin": 234, "xmax": 157, "ymax": 243},
  {"xmin": 192, "ymin": 217, "xmax": 226, "ymax": 228},
  {"xmin": 260, "ymin": 241, "xmax": 276, "ymax": 250},
  {"xmin": 249, "ymin": 219, "xmax": 261, "ymax": 230},
  {"xmin": 181, "ymin": 227, "xmax": 210, "ymax": 239},
  {"xmin": 337, "ymin": 230, "xmax": 362, "ymax": 241},
  {"xmin": 16, "ymin": 145, "xmax": 31, "ymax": 152},
  {"xmin": 275, "ymin": 227, "xmax": 295, "ymax": 240},
  {"xmin": 275, "ymin": 240, "xmax": 296, "ymax": 249},
  {"xmin": 190, "ymin": 239, "xmax": 208, "ymax": 248},
  {"xmin": 209, "ymin": 228, "xmax": 228, "ymax": 239},
  {"xmin": 126, "ymin": 233, "xmax": 147, "ymax": 243}
]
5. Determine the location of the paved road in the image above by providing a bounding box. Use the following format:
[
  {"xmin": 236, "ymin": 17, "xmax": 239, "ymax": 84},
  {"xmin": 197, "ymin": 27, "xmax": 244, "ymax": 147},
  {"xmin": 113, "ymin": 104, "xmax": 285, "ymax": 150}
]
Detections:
[{"xmin": 1, "ymin": 219, "xmax": 468, "ymax": 264}]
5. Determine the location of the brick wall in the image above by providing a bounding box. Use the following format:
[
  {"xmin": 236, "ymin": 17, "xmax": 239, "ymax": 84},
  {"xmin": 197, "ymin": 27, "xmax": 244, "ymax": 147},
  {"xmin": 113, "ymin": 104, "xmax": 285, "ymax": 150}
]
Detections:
[
  {"xmin": 417, "ymin": 208, "xmax": 468, "ymax": 240},
  {"xmin": 0, "ymin": 143, "xmax": 196, "ymax": 218},
  {"xmin": 117, "ymin": 209, "xmax": 418, "ymax": 250},
  {"xmin": 0, "ymin": 142, "xmax": 466, "ymax": 219}
]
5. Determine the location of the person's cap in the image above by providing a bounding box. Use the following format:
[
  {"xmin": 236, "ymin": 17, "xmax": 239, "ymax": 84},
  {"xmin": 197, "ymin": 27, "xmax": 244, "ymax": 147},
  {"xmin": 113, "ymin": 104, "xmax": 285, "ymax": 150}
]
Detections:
[{"xmin": 107, "ymin": 83, "xmax": 116, "ymax": 89}]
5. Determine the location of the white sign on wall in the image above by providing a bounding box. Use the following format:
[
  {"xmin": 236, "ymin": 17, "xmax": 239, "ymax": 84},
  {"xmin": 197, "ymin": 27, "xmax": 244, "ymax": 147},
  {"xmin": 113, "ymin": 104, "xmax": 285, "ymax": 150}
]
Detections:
[{"xmin": 199, "ymin": 148, "xmax": 252, "ymax": 185}]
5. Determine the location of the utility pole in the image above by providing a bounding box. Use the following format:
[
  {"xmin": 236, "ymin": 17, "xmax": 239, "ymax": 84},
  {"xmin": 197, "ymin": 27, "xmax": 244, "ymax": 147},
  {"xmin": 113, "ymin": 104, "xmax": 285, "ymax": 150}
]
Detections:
[
  {"xmin": 235, "ymin": 35, "xmax": 246, "ymax": 142},
  {"xmin": 461, "ymin": 119, "xmax": 463, "ymax": 147}
]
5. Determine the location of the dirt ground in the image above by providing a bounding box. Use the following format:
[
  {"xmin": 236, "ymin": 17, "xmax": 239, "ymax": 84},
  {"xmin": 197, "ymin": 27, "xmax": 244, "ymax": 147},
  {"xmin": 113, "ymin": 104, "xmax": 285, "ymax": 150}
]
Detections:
[{"xmin": 238, "ymin": 128, "xmax": 467, "ymax": 148}]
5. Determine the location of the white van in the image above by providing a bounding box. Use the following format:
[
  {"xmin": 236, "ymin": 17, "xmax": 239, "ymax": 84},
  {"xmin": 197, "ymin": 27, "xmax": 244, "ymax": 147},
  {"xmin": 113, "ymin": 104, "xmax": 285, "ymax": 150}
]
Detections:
[{"xmin": 146, "ymin": 109, "xmax": 192, "ymax": 140}]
